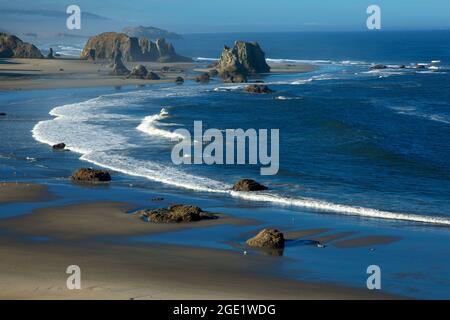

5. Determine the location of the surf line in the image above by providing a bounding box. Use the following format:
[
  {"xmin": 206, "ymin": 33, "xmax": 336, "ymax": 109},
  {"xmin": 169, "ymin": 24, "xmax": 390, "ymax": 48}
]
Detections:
[{"xmin": 171, "ymin": 120, "xmax": 279, "ymax": 175}]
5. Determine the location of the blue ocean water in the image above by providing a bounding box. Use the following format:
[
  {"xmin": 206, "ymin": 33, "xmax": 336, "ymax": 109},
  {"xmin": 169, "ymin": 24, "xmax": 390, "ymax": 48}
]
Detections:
[{"xmin": 2, "ymin": 31, "xmax": 450, "ymax": 298}]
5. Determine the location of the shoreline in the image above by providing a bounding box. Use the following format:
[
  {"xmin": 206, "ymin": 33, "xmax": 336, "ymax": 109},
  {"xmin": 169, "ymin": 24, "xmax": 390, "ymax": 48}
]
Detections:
[
  {"xmin": 0, "ymin": 183, "xmax": 400, "ymax": 299},
  {"xmin": 0, "ymin": 57, "xmax": 316, "ymax": 91}
]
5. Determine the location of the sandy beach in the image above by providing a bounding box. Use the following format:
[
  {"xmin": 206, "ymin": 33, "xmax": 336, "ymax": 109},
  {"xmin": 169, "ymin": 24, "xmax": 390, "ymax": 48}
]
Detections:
[
  {"xmin": 0, "ymin": 57, "xmax": 316, "ymax": 91},
  {"xmin": 0, "ymin": 183, "xmax": 398, "ymax": 300}
]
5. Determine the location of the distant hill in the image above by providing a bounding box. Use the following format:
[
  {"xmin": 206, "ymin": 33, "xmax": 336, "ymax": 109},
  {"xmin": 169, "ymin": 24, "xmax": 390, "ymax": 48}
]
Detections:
[{"xmin": 122, "ymin": 26, "xmax": 182, "ymax": 40}]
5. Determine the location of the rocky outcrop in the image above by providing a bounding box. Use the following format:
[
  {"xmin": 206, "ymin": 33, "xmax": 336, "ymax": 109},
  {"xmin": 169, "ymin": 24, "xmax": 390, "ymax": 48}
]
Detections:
[
  {"xmin": 232, "ymin": 179, "xmax": 268, "ymax": 191},
  {"xmin": 370, "ymin": 64, "xmax": 387, "ymax": 70},
  {"xmin": 81, "ymin": 32, "xmax": 191, "ymax": 62},
  {"xmin": 195, "ymin": 72, "xmax": 210, "ymax": 83},
  {"xmin": 246, "ymin": 228, "xmax": 285, "ymax": 249},
  {"xmin": 110, "ymin": 48, "xmax": 130, "ymax": 76},
  {"xmin": 208, "ymin": 69, "xmax": 219, "ymax": 77},
  {"xmin": 138, "ymin": 204, "xmax": 218, "ymax": 223},
  {"xmin": 0, "ymin": 33, "xmax": 43, "ymax": 58},
  {"xmin": 128, "ymin": 64, "xmax": 148, "ymax": 79},
  {"xmin": 71, "ymin": 168, "xmax": 111, "ymax": 183},
  {"xmin": 86, "ymin": 49, "xmax": 96, "ymax": 62},
  {"xmin": 217, "ymin": 41, "xmax": 270, "ymax": 82},
  {"xmin": 175, "ymin": 76, "xmax": 184, "ymax": 84},
  {"xmin": 52, "ymin": 143, "xmax": 66, "ymax": 150},
  {"xmin": 244, "ymin": 84, "xmax": 273, "ymax": 94}
]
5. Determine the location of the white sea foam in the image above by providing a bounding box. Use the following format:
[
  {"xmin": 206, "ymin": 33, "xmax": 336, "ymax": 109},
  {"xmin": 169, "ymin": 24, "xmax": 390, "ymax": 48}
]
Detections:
[
  {"xmin": 137, "ymin": 108, "xmax": 185, "ymax": 140},
  {"xmin": 31, "ymin": 85, "xmax": 450, "ymax": 226}
]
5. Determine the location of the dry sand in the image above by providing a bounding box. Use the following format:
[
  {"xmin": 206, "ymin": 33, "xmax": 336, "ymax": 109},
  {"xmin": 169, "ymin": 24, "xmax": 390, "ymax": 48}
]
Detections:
[{"xmin": 0, "ymin": 183, "xmax": 400, "ymax": 299}]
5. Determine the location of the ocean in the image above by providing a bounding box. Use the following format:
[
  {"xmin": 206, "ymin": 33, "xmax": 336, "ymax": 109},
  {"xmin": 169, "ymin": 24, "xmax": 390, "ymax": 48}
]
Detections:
[{"xmin": 1, "ymin": 31, "xmax": 450, "ymax": 298}]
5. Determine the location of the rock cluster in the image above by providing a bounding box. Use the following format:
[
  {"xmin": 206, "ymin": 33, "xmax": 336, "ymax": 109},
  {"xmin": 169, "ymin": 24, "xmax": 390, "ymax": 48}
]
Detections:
[
  {"xmin": 195, "ymin": 72, "xmax": 210, "ymax": 83},
  {"xmin": 232, "ymin": 179, "xmax": 268, "ymax": 191},
  {"xmin": 138, "ymin": 204, "xmax": 218, "ymax": 223},
  {"xmin": 244, "ymin": 84, "xmax": 273, "ymax": 94},
  {"xmin": 71, "ymin": 168, "xmax": 111, "ymax": 183},
  {"xmin": 110, "ymin": 48, "xmax": 130, "ymax": 76},
  {"xmin": 246, "ymin": 228, "xmax": 285, "ymax": 249},
  {"xmin": 81, "ymin": 32, "xmax": 191, "ymax": 63},
  {"xmin": 217, "ymin": 41, "xmax": 270, "ymax": 82},
  {"xmin": 127, "ymin": 64, "xmax": 161, "ymax": 80},
  {"xmin": 0, "ymin": 33, "xmax": 42, "ymax": 58}
]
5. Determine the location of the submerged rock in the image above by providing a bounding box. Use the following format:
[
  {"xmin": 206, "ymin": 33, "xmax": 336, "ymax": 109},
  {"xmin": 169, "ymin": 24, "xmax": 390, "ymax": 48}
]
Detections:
[
  {"xmin": 71, "ymin": 168, "xmax": 111, "ymax": 183},
  {"xmin": 246, "ymin": 228, "xmax": 285, "ymax": 249},
  {"xmin": 81, "ymin": 32, "xmax": 190, "ymax": 62},
  {"xmin": 0, "ymin": 112, "xmax": 6, "ymax": 116},
  {"xmin": 138, "ymin": 204, "xmax": 218, "ymax": 223},
  {"xmin": 52, "ymin": 143, "xmax": 66, "ymax": 150},
  {"xmin": 232, "ymin": 179, "xmax": 268, "ymax": 191},
  {"xmin": 244, "ymin": 84, "xmax": 273, "ymax": 94}
]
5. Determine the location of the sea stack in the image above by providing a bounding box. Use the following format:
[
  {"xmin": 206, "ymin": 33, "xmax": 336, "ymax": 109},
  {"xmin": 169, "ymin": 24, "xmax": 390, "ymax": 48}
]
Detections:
[
  {"xmin": 217, "ymin": 41, "xmax": 270, "ymax": 82},
  {"xmin": 80, "ymin": 32, "xmax": 191, "ymax": 62}
]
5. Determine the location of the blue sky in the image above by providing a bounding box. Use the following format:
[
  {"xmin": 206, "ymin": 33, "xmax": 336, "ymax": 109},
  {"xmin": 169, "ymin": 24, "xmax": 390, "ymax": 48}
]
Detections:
[{"xmin": 1, "ymin": 0, "xmax": 450, "ymax": 32}]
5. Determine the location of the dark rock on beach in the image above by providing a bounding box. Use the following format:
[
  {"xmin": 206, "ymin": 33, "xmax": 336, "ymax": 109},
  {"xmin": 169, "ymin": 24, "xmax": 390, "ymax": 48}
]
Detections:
[
  {"xmin": 0, "ymin": 113, "xmax": 6, "ymax": 116},
  {"xmin": 175, "ymin": 76, "xmax": 184, "ymax": 84},
  {"xmin": 146, "ymin": 71, "xmax": 161, "ymax": 80},
  {"xmin": 139, "ymin": 204, "xmax": 218, "ymax": 223},
  {"xmin": 52, "ymin": 143, "xmax": 66, "ymax": 150},
  {"xmin": 0, "ymin": 32, "xmax": 43, "ymax": 58},
  {"xmin": 195, "ymin": 72, "xmax": 210, "ymax": 83},
  {"xmin": 71, "ymin": 168, "xmax": 111, "ymax": 183},
  {"xmin": 80, "ymin": 32, "xmax": 191, "ymax": 62},
  {"xmin": 246, "ymin": 228, "xmax": 285, "ymax": 249},
  {"xmin": 221, "ymin": 71, "xmax": 247, "ymax": 83},
  {"xmin": 128, "ymin": 64, "xmax": 148, "ymax": 79},
  {"xmin": 244, "ymin": 84, "xmax": 273, "ymax": 94},
  {"xmin": 232, "ymin": 179, "xmax": 268, "ymax": 191}
]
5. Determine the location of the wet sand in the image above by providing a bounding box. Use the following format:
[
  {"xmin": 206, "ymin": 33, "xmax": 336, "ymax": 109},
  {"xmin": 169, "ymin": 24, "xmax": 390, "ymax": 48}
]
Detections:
[
  {"xmin": 0, "ymin": 58, "xmax": 193, "ymax": 90},
  {"xmin": 0, "ymin": 182, "xmax": 51, "ymax": 204},
  {"xmin": 0, "ymin": 183, "xmax": 400, "ymax": 299}
]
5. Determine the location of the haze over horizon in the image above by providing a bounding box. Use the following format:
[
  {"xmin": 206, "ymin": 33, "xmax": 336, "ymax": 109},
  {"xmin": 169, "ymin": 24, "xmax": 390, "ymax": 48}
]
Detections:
[{"xmin": 1, "ymin": 0, "xmax": 450, "ymax": 36}]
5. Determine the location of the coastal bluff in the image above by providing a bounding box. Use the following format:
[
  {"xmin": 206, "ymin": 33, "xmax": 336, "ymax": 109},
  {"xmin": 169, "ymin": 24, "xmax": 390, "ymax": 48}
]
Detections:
[
  {"xmin": 0, "ymin": 33, "xmax": 43, "ymax": 59},
  {"xmin": 80, "ymin": 32, "xmax": 191, "ymax": 63}
]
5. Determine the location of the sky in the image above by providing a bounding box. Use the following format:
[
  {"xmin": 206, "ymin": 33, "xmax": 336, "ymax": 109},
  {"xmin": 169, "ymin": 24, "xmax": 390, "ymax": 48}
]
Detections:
[{"xmin": 1, "ymin": 0, "xmax": 450, "ymax": 34}]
